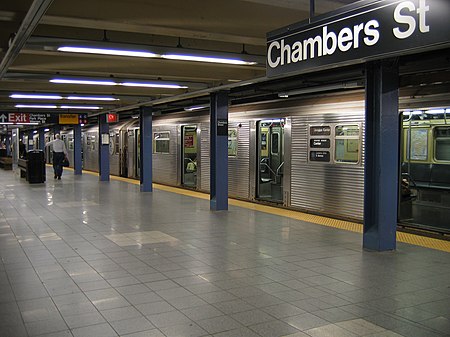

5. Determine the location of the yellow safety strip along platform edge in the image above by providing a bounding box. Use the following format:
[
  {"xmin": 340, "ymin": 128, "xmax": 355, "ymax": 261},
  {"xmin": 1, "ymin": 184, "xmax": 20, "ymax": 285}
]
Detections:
[{"xmin": 85, "ymin": 172, "xmax": 449, "ymax": 253}]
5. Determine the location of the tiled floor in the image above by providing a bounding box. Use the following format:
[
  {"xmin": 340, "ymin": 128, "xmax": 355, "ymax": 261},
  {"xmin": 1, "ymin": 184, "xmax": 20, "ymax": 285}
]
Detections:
[{"xmin": 0, "ymin": 168, "xmax": 449, "ymax": 337}]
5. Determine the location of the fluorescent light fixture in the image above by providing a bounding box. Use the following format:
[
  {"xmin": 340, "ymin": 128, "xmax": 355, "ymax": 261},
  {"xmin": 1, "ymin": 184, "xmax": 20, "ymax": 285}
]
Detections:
[
  {"xmin": 426, "ymin": 109, "xmax": 445, "ymax": 115},
  {"xmin": 50, "ymin": 78, "xmax": 187, "ymax": 89},
  {"xmin": 131, "ymin": 115, "xmax": 139, "ymax": 119},
  {"xmin": 15, "ymin": 104, "xmax": 100, "ymax": 110},
  {"xmin": 162, "ymin": 54, "xmax": 257, "ymax": 65},
  {"xmin": 10, "ymin": 94, "xmax": 62, "ymax": 99},
  {"xmin": 121, "ymin": 82, "xmax": 187, "ymax": 89},
  {"xmin": 15, "ymin": 104, "xmax": 57, "ymax": 109},
  {"xmin": 50, "ymin": 78, "xmax": 116, "ymax": 86},
  {"xmin": 67, "ymin": 96, "xmax": 119, "ymax": 101},
  {"xmin": 0, "ymin": 122, "xmax": 13, "ymax": 125},
  {"xmin": 44, "ymin": 128, "xmax": 50, "ymax": 132},
  {"xmin": 80, "ymin": 123, "xmax": 85, "ymax": 126},
  {"xmin": 184, "ymin": 105, "xmax": 208, "ymax": 112},
  {"xmin": 33, "ymin": 130, "xmax": 38, "ymax": 134},
  {"xmin": 56, "ymin": 45, "xmax": 261, "ymax": 66},
  {"xmin": 60, "ymin": 105, "xmax": 101, "ymax": 110},
  {"xmin": 58, "ymin": 46, "xmax": 158, "ymax": 58}
]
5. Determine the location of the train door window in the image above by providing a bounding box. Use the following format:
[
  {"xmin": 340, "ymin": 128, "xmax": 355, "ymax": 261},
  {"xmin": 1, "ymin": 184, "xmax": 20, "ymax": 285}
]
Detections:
[
  {"xmin": 271, "ymin": 132, "xmax": 279, "ymax": 155},
  {"xmin": 153, "ymin": 132, "xmax": 170, "ymax": 154},
  {"xmin": 115, "ymin": 133, "xmax": 120, "ymax": 154},
  {"xmin": 109, "ymin": 132, "xmax": 115, "ymax": 155},
  {"xmin": 407, "ymin": 128, "xmax": 428, "ymax": 161},
  {"xmin": 256, "ymin": 119, "xmax": 285, "ymax": 204},
  {"xmin": 228, "ymin": 128, "xmax": 238, "ymax": 157},
  {"xmin": 136, "ymin": 129, "xmax": 140, "ymax": 178},
  {"xmin": 182, "ymin": 126, "xmax": 198, "ymax": 188},
  {"xmin": 434, "ymin": 127, "xmax": 450, "ymax": 161},
  {"xmin": 335, "ymin": 124, "xmax": 360, "ymax": 164}
]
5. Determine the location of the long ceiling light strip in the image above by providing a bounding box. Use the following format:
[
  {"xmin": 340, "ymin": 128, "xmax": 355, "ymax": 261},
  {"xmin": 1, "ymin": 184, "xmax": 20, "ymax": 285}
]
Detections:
[
  {"xmin": 67, "ymin": 96, "xmax": 119, "ymax": 101},
  {"xmin": 15, "ymin": 104, "xmax": 102, "ymax": 110},
  {"xmin": 121, "ymin": 82, "xmax": 187, "ymax": 89},
  {"xmin": 50, "ymin": 78, "xmax": 187, "ymax": 89},
  {"xmin": 50, "ymin": 79, "xmax": 116, "ymax": 86},
  {"xmin": 10, "ymin": 94, "xmax": 62, "ymax": 99},
  {"xmin": 58, "ymin": 46, "xmax": 158, "ymax": 58},
  {"xmin": 57, "ymin": 46, "xmax": 258, "ymax": 66},
  {"xmin": 10, "ymin": 93, "xmax": 119, "ymax": 101},
  {"xmin": 162, "ymin": 54, "xmax": 256, "ymax": 65}
]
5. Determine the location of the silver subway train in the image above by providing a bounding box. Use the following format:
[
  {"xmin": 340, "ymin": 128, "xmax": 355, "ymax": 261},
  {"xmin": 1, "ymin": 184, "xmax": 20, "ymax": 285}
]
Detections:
[
  {"xmin": 54, "ymin": 92, "xmax": 366, "ymax": 222},
  {"xmin": 46, "ymin": 91, "xmax": 449, "ymax": 232}
]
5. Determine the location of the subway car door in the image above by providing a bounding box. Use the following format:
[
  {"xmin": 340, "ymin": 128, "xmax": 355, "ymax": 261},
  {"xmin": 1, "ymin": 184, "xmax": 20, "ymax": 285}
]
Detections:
[
  {"xmin": 256, "ymin": 119, "xmax": 285, "ymax": 203},
  {"xmin": 135, "ymin": 128, "xmax": 140, "ymax": 178},
  {"xmin": 181, "ymin": 125, "xmax": 198, "ymax": 188},
  {"xmin": 120, "ymin": 130, "xmax": 128, "ymax": 177}
]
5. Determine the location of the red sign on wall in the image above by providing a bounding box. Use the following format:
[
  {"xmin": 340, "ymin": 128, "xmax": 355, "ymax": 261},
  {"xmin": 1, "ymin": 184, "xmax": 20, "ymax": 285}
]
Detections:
[
  {"xmin": 9, "ymin": 113, "xmax": 30, "ymax": 123},
  {"xmin": 107, "ymin": 113, "xmax": 119, "ymax": 123}
]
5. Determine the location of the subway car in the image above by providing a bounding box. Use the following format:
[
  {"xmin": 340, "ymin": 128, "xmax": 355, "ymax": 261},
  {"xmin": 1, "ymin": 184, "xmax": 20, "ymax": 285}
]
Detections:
[{"xmin": 51, "ymin": 91, "xmax": 450, "ymax": 234}]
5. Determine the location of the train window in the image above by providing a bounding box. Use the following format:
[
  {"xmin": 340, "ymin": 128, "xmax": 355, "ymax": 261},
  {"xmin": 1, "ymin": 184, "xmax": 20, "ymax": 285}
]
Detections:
[
  {"xmin": 434, "ymin": 127, "xmax": 450, "ymax": 161},
  {"xmin": 271, "ymin": 132, "xmax": 279, "ymax": 155},
  {"xmin": 153, "ymin": 132, "xmax": 170, "ymax": 154},
  {"xmin": 115, "ymin": 133, "xmax": 120, "ymax": 154},
  {"xmin": 406, "ymin": 129, "xmax": 428, "ymax": 161},
  {"xmin": 228, "ymin": 128, "xmax": 238, "ymax": 157},
  {"xmin": 335, "ymin": 124, "xmax": 360, "ymax": 164}
]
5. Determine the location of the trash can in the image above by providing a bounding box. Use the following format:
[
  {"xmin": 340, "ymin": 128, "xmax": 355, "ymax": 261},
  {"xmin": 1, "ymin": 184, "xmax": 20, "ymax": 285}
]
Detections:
[{"xmin": 27, "ymin": 150, "xmax": 46, "ymax": 183}]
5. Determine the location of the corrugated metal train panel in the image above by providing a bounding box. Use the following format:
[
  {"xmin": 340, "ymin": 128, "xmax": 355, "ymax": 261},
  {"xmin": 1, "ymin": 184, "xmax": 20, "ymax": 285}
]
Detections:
[{"xmin": 290, "ymin": 106, "xmax": 365, "ymax": 220}]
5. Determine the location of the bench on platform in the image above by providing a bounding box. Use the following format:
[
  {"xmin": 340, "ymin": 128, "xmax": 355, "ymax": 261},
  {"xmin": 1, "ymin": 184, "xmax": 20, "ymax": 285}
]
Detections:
[{"xmin": 0, "ymin": 156, "xmax": 12, "ymax": 170}]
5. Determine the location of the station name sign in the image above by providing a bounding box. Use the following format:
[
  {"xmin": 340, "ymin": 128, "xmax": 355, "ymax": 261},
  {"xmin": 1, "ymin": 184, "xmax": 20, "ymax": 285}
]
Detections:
[{"xmin": 266, "ymin": 0, "xmax": 450, "ymax": 77}]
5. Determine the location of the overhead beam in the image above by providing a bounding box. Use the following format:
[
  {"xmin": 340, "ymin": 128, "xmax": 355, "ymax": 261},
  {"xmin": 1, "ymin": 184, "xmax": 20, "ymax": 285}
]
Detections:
[
  {"xmin": 40, "ymin": 15, "xmax": 266, "ymax": 46},
  {"xmin": 0, "ymin": 0, "xmax": 54, "ymax": 79}
]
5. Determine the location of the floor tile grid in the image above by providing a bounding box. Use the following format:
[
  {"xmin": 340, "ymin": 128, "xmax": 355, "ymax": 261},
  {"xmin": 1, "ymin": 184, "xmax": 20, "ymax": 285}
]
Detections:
[{"xmin": 1, "ymin": 170, "xmax": 450, "ymax": 337}]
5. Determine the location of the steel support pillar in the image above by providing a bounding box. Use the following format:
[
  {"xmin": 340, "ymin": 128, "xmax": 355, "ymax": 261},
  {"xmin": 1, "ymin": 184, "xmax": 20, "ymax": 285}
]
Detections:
[
  {"xmin": 38, "ymin": 128, "xmax": 45, "ymax": 150},
  {"xmin": 73, "ymin": 124, "xmax": 82, "ymax": 175},
  {"xmin": 27, "ymin": 131, "xmax": 34, "ymax": 150},
  {"xmin": 5, "ymin": 133, "xmax": 10, "ymax": 156},
  {"xmin": 363, "ymin": 59, "xmax": 399, "ymax": 251},
  {"xmin": 210, "ymin": 91, "xmax": 229, "ymax": 211},
  {"xmin": 140, "ymin": 107, "xmax": 153, "ymax": 192},
  {"xmin": 98, "ymin": 114, "xmax": 110, "ymax": 181}
]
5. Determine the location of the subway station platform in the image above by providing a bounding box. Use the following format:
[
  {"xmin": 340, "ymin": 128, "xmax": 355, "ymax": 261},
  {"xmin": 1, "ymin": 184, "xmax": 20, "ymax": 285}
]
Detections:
[{"xmin": 0, "ymin": 168, "xmax": 449, "ymax": 337}]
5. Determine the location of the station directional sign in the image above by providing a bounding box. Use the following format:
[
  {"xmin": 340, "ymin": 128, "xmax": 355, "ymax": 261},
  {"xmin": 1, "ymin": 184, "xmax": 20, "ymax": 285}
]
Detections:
[{"xmin": 0, "ymin": 113, "xmax": 88, "ymax": 125}]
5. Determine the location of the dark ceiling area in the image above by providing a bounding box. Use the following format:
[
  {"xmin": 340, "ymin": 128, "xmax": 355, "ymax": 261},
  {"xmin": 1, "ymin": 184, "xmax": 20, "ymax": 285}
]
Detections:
[{"xmin": 0, "ymin": 0, "xmax": 448, "ymax": 127}]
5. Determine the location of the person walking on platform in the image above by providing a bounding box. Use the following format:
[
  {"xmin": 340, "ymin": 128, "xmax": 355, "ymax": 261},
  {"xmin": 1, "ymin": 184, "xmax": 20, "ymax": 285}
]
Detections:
[{"xmin": 45, "ymin": 134, "xmax": 68, "ymax": 180}]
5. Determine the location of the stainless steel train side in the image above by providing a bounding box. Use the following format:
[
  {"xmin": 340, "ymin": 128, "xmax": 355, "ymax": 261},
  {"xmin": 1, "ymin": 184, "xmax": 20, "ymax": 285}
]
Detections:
[{"xmin": 53, "ymin": 92, "xmax": 366, "ymax": 222}]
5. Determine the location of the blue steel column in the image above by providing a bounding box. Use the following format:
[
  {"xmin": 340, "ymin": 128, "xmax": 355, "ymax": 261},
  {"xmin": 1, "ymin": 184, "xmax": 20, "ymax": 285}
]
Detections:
[
  {"xmin": 139, "ymin": 107, "xmax": 153, "ymax": 192},
  {"xmin": 38, "ymin": 128, "xmax": 45, "ymax": 150},
  {"xmin": 5, "ymin": 133, "xmax": 10, "ymax": 156},
  {"xmin": 73, "ymin": 124, "xmax": 82, "ymax": 175},
  {"xmin": 53, "ymin": 124, "xmax": 60, "ymax": 136},
  {"xmin": 98, "ymin": 114, "xmax": 110, "ymax": 181},
  {"xmin": 363, "ymin": 59, "xmax": 399, "ymax": 251},
  {"xmin": 27, "ymin": 131, "xmax": 33, "ymax": 150},
  {"xmin": 210, "ymin": 91, "xmax": 228, "ymax": 211}
]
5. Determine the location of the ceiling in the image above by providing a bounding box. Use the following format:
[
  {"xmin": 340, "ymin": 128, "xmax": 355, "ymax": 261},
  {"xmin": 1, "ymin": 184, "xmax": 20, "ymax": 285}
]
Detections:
[{"xmin": 0, "ymin": 0, "xmax": 356, "ymax": 118}]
